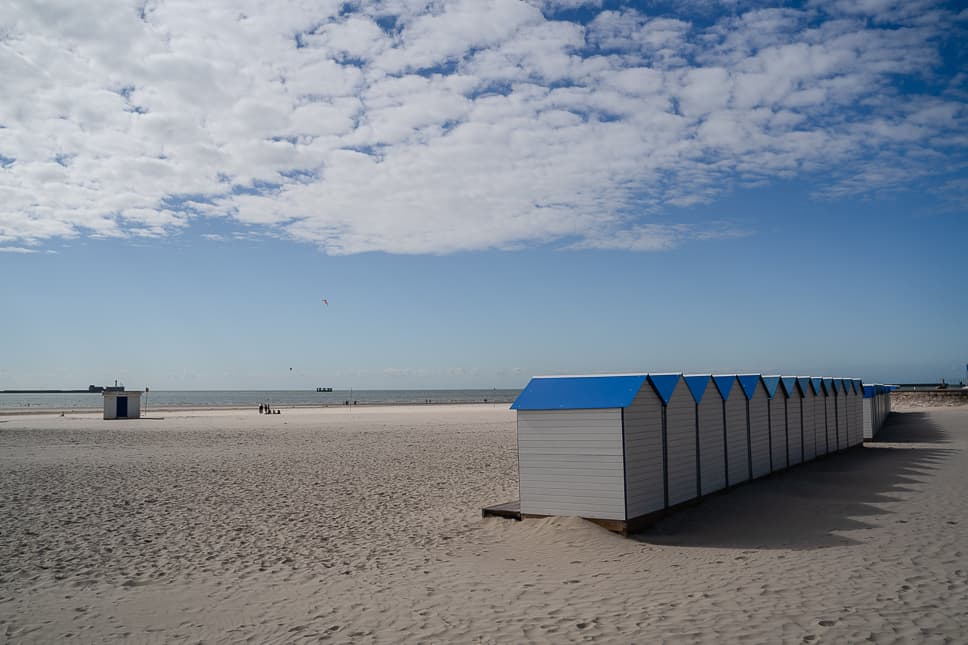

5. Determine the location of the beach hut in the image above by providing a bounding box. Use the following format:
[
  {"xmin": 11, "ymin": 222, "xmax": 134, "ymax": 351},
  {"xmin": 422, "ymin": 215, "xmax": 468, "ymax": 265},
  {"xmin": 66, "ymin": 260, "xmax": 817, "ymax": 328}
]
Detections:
[
  {"xmin": 763, "ymin": 376, "xmax": 786, "ymax": 472},
  {"xmin": 510, "ymin": 374, "xmax": 682, "ymax": 533},
  {"xmin": 798, "ymin": 377, "xmax": 816, "ymax": 460},
  {"xmin": 835, "ymin": 379, "xmax": 849, "ymax": 451},
  {"xmin": 685, "ymin": 375, "xmax": 726, "ymax": 496},
  {"xmin": 782, "ymin": 377, "xmax": 804, "ymax": 465},
  {"xmin": 739, "ymin": 375, "xmax": 770, "ymax": 479},
  {"xmin": 851, "ymin": 379, "xmax": 864, "ymax": 446},
  {"xmin": 714, "ymin": 375, "xmax": 749, "ymax": 486},
  {"xmin": 650, "ymin": 374, "xmax": 698, "ymax": 507},
  {"xmin": 822, "ymin": 378, "xmax": 837, "ymax": 454},
  {"xmin": 103, "ymin": 391, "xmax": 142, "ymax": 419},
  {"xmin": 863, "ymin": 384, "xmax": 893, "ymax": 440},
  {"xmin": 810, "ymin": 378, "xmax": 827, "ymax": 457}
]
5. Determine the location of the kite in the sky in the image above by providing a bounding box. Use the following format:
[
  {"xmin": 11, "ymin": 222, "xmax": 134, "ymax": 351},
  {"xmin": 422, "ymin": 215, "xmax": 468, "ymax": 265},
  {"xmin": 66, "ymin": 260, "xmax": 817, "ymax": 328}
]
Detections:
[{"xmin": 322, "ymin": 298, "xmax": 329, "ymax": 305}]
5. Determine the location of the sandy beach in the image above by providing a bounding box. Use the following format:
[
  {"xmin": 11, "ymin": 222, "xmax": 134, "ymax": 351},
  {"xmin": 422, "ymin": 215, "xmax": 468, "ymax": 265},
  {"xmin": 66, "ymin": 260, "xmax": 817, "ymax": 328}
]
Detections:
[{"xmin": 1, "ymin": 402, "xmax": 966, "ymax": 643}]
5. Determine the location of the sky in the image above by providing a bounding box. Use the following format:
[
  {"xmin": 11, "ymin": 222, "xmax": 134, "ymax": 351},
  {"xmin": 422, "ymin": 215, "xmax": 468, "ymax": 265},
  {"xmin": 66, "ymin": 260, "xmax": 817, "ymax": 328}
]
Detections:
[{"xmin": 1, "ymin": 0, "xmax": 967, "ymax": 390}]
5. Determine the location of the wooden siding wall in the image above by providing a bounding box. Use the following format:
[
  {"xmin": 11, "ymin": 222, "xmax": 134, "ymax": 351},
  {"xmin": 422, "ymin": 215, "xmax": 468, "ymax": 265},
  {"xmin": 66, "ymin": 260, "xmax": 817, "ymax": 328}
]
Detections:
[
  {"xmin": 749, "ymin": 382, "xmax": 771, "ymax": 479},
  {"xmin": 624, "ymin": 387, "xmax": 665, "ymax": 519},
  {"xmin": 665, "ymin": 377, "xmax": 698, "ymax": 506},
  {"xmin": 787, "ymin": 395, "xmax": 803, "ymax": 465},
  {"xmin": 823, "ymin": 394, "xmax": 836, "ymax": 455},
  {"xmin": 724, "ymin": 387, "xmax": 749, "ymax": 485},
  {"xmin": 518, "ymin": 409, "xmax": 626, "ymax": 520},
  {"xmin": 769, "ymin": 395, "xmax": 787, "ymax": 471},
  {"xmin": 814, "ymin": 393, "xmax": 826, "ymax": 457},
  {"xmin": 837, "ymin": 391, "xmax": 848, "ymax": 450},
  {"xmin": 697, "ymin": 380, "xmax": 726, "ymax": 495},
  {"xmin": 802, "ymin": 393, "xmax": 817, "ymax": 461},
  {"xmin": 863, "ymin": 398, "xmax": 874, "ymax": 439},
  {"xmin": 852, "ymin": 390, "xmax": 863, "ymax": 445},
  {"xmin": 863, "ymin": 389, "xmax": 892, "ymax": 440}
]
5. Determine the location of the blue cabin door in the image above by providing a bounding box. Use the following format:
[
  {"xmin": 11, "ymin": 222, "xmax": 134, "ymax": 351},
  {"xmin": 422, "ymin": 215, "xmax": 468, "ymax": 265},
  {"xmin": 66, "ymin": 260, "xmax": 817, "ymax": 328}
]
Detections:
[{"xmin": 117, "ymin": 396, "xmax": 127, "ymax": 417}]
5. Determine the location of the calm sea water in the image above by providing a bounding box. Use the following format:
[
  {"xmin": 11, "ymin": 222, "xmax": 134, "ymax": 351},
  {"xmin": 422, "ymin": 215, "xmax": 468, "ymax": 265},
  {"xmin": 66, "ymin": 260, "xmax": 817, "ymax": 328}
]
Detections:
[{"xmin": 0, "ymin": 389, "xmax": 521, "ymax": 411}]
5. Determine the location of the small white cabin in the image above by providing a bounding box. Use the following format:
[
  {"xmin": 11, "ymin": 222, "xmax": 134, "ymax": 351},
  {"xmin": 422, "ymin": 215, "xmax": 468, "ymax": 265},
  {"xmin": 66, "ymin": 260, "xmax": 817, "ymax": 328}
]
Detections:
[{"xmin": 103, "ymin": 391, "xmax": 142, "ymax": 419}]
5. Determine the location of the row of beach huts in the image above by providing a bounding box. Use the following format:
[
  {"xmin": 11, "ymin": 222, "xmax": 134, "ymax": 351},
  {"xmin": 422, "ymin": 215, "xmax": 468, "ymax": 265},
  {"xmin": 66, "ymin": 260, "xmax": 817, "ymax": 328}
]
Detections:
[{"xmin": 506, "ymin": 373, "xmax": 893, "ymax": 534}]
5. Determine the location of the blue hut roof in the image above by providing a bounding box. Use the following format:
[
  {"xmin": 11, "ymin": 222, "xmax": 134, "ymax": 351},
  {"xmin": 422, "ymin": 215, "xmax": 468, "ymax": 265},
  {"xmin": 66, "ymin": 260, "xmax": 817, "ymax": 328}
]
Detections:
[
  {"xmin": 712, "ymin": 375, "xmax": 736, "ymax": 400},
  {"xmin": 510, "ymin": 374, "xmax": 648, "ymax": 410},
  {"xmin": 810, "ymin": 377, "xmax": 823, "ymax": 395},
  {"xmin": 781, "ymin": 376, "xmax": 799, "ymax": 397},
  {"xmin": 683, "ymin": 374, "xmax": 711, "ymax": 404},
  {"xmin": 822, "ymin": 377, "xmax": 834, "ymax": 395},
  {"xmin": 762, "ymin": 375, "xmax": 781, "ymax": 398},
  {"xmin": 798, "ymin": 377, "xmax": 813, "ymax": 394},
  {"xmin": 648, "ymin": 373, "xmax": 682, "ymax": 405},
  {"xmin": 737, "ymin": 374, "xmax": 762, "ymax": 400}
]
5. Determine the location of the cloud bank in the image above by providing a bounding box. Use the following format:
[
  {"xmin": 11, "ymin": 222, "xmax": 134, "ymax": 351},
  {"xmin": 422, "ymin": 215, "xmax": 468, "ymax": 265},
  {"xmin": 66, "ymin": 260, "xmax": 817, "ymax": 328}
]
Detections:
[{"xmin": 0, "ymin": 0, "xmax": 965, "ymax": 253}]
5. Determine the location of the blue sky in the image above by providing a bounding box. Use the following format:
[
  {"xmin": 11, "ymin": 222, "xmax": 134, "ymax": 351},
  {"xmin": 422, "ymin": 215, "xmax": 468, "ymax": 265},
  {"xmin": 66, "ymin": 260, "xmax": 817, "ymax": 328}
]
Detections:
[{"xmin": 1, "ymin": 0, "xmax": 967, "ymax": 389}]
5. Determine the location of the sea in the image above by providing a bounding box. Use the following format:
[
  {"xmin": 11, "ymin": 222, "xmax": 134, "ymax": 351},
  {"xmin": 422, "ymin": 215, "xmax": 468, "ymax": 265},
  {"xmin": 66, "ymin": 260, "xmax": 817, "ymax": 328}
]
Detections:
[{"xmin": 0, "ymin": 389, "xmax": 522, "ymax": 411}]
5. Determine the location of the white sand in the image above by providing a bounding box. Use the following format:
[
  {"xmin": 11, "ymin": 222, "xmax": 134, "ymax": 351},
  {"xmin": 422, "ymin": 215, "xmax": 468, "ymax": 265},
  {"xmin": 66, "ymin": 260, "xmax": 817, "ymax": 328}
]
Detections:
[{"xmin": 1, "ymin": 404, "xmax": 966, "ymax": 643}]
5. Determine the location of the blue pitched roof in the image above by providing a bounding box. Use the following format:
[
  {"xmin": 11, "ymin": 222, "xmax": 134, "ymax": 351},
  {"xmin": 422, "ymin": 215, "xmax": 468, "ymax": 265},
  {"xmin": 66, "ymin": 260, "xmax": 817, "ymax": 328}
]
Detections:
[
  {"xmin": 822, "ymin": 377, "xmax": 834, "ymax": 395},
  {"xmin": 762, "ymin": 375, "xmax": 781, "ymax": 398},
  {"xmin": 798, "ymin": 376, "xmax": 813, "ymax": 395},
  {"xmin": 810, "ymin": 377, "xmax": 823, "ymax": 395},
  {"xmin": 684, "ymin": 374, "xmax": 711, "ymax": 404},
  {"xmin": 781, "ymin": 376, "xmax": 799, "ymax": 397},
  {"xmin": 712, "ymin": 375, "xmax": 736, "ymax": 400},
  {"xmin": 737, "ymin": 374, "xmax": 762, "ymax": 400},
  {"xmin": 510, "ymin": 375, "xmax": 648, "ymax": 410},
  {"xmin": 648, "ymin": 373, "xmax": 681, "ymax": 405}
]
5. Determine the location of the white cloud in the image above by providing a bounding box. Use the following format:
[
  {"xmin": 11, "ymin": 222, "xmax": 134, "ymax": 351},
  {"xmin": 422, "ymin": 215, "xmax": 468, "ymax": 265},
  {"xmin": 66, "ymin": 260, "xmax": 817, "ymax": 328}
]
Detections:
[{"xmin": 0, "ymin": 0, "xmax": 964, "ymax": 253}]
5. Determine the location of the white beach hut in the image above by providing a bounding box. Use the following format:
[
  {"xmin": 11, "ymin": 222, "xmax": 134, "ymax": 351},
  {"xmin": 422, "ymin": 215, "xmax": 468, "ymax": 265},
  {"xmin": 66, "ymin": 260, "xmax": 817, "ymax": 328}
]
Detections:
[
  {"xmin": 822, "ymin": 378, "xmax": 837, "ymax": 454},
  {"xmin": 103, "ymin": 391, "xmax": 142, "ymax": 419},
  {"xmin": 781, "ymin": 377, "xmax": 804, "ymax": 465},
  {"xmin": 510, "ymin": 374, "xmax": 669, "ymax": 533},
  {"xmin": 863, "ymin": 384, "xmax": 893, "ymax": 440},
  {"xmin": 762, "ymin": 376, "xmax": 786, "ymax": 472},
  {"xmin": 835, "ymin": 379, "xmax": 849, "ymax": 451},
  {"xmin": 714, "ymin": 375, "xmax": 749, "ymax": 486},
  {"xmin": 851, "ymin": 379, "xmax": 864, "ymax": 446},
  {"xmin": 649, "ymin": 374, "xmax": 698, "ymax": 507},
  {"xmin": 799, "ymin": 377, "xmax": 817, "ymax": 461},
  {"xmin": 811, "ymin": 378, "xmax": 828, "ymax": 457},
  {"xmin": 685, "ymin": 375, "xmax": 726, "ymax": 496},
  {"xmin": 738, "ymin": 374, "xmax": 770, "ymax": 479}
]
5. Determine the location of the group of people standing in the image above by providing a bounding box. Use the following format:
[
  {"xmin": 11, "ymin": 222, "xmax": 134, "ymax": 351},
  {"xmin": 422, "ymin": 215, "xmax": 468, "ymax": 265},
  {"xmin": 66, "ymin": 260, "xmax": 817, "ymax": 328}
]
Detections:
[{"xmin": 259, "ymin": 403, "xmax": 280, "ymax": 415}]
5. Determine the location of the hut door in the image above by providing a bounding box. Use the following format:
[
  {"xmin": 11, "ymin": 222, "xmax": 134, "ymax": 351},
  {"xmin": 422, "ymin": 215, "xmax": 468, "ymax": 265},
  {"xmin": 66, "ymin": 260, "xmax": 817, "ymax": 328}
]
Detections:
[{"xmin": 117, "ymin": 396, "xmax": 128, "ymax": 417}]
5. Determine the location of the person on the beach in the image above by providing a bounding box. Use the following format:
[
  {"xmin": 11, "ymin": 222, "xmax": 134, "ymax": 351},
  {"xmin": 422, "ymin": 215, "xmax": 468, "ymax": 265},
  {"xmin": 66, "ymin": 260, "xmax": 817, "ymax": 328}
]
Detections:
[{"xmin": 259, "ymin": 403, "xmax": 264, "ymax": 414}]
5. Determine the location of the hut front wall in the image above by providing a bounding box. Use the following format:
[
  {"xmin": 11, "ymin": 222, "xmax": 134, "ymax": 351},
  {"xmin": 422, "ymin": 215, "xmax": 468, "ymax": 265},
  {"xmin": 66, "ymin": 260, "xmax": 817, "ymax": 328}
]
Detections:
[
  {"xmin": 103, "ymin": 396, "xmax": 115, "ymax": 419},
  {"xmin": 724, "ymin": 390, "xmax": 749, "ymax": 485},
  {"xmin": 624, "ymin": 387, "xmax": 665, "ymax": 519},
  {"xmin": 749, "ymin": 383, "xmax": 770, "ymax": 479},
  {"xmin": 665, "ymin": 379, "xmax": 698, "ymax": 506},
  {"xmin": 697, "ymin": 380, "xmax": 726, "ymax": 495},
  {"xmin": 787, "ymin": 395, "xmax": 803, "ymax": 465},
  {"xmin": 769, "ymin": 395, "xmax": 787, "ymax": 471},
  {"xmin": 517, "ymin": 409, "xmax": 626, "ymax": 520}
]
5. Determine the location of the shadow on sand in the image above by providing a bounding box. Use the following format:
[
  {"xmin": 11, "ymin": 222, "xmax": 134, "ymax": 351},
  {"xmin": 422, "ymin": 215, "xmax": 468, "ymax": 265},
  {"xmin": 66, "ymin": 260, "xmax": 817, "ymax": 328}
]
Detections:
[{"xmin": 632, "ymin": 411, "xmax": 956, "ymax": 550}]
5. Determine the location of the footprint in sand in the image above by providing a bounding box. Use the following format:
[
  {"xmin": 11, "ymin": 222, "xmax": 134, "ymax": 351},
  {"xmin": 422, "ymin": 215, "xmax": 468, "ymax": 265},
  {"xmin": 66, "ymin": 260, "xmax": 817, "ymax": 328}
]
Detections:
[{"xmin": 818, "ymin": 620, "xmax": 835, "ymax": 627}]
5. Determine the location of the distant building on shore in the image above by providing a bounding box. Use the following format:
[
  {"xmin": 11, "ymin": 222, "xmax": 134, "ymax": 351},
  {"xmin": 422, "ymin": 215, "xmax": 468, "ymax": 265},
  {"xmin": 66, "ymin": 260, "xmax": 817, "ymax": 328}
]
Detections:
[{"xmin": 103, "ymin": 389, "xmax": 141, "ymax": 419}]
